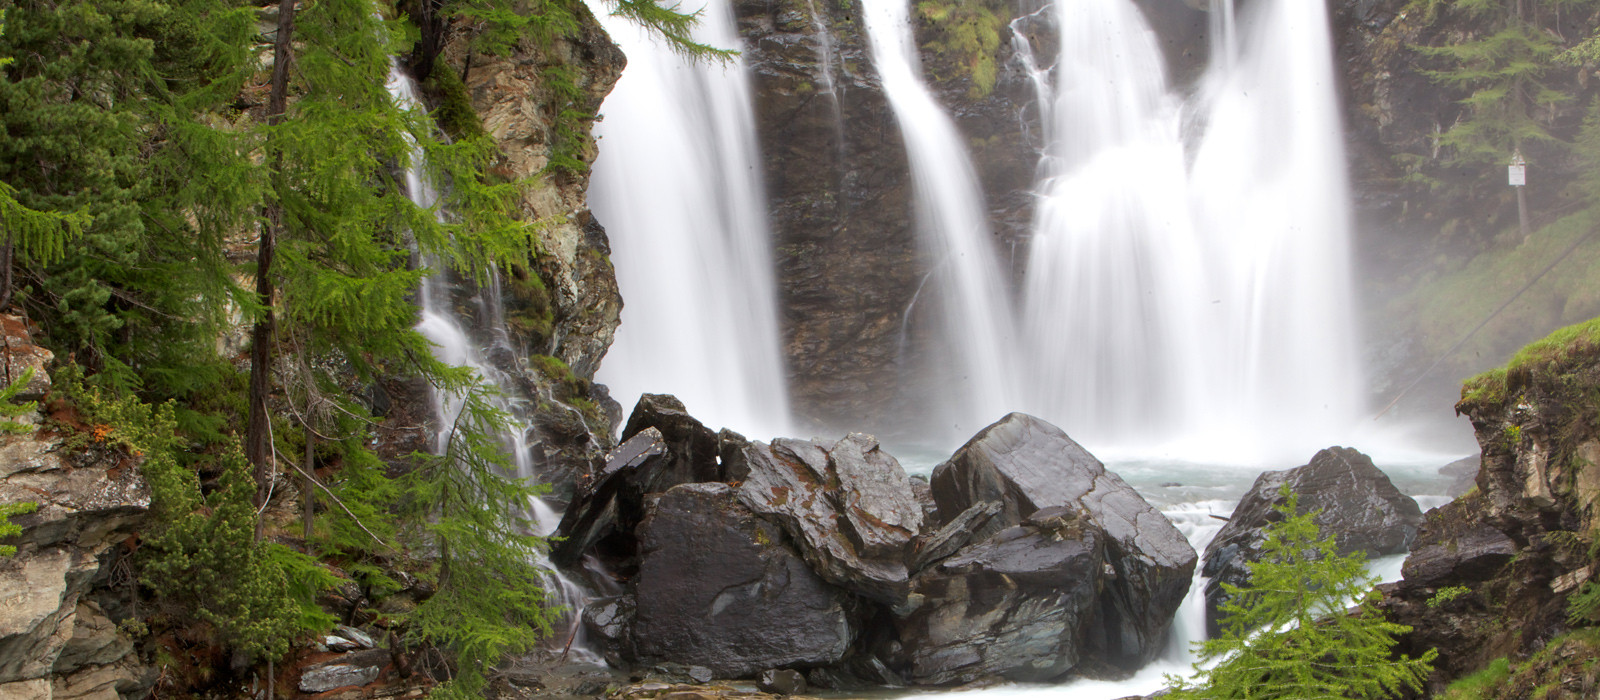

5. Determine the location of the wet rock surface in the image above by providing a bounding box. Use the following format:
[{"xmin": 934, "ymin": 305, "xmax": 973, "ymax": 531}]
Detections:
[
  {"xmin": 1201, "ymin": 446, "xmax": 1422, "ymax": 633},
  {"xmin": 560, "ymin": 408, "xmax": 1194, "ymax": 686},
  {"xmin": 894, "ymin": 509, "xmax": 1103, "ymax": 684},
  {"xmin": 737, "ymin": 435, "xmax": 913, "ymax": 604},
  {"xmin": 629, "ymin": 483, "xmax": 853, "ymax": 677},
  {"xmin": 929, "ymin": 413, "xmax": 1198, "ymax": 670}
]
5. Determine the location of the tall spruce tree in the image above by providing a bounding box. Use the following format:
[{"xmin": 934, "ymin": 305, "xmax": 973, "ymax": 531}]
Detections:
[{"xmin": 1166, "ymin": 488, "xmax": 1436, "ymax": 699}]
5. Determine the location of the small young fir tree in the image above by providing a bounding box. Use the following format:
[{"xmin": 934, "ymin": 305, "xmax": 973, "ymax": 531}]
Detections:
[{"xmin": 1166, "ymin": 487, "xmax": 1436, "ymax": 699}]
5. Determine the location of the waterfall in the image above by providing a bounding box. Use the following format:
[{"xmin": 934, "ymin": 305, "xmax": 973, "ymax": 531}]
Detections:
[
  {"xmin": 384, "ymin": 63, "xmax": 596, "ymax": 658},
  {"xmin": 1017, "ymin": 0, "xmax": 1362, "ymax": 462},
  {"xmin": 859, "ymin": 0, "xmax": 1018, "ymax": 438},
  {"xmin": 588, "ymin": 0, "xmax": 793, "ymax": 440}
]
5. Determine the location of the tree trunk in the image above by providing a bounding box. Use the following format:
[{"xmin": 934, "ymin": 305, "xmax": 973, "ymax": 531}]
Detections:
[
  {"xmin": 0, "ymin": 239, "xmax": 14, "ymax": 312},
  {"xmin": 248, "ymin": 0, "xmax": 298, "ymax": 538}
]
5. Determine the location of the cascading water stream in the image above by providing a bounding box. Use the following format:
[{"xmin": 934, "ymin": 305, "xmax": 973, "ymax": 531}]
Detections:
[
  {"xmin": 859, "ymin": 0, "xmax": 1017, "ymax": 438},
  {"xmin": 1017, "ymin": 0, "xmax": 1208, "ymax": 449},
  {"xmin": 588, "ymin": 0, "xmax": 792, "ymax": 440},
  {"xmin": 1017, "ymin": 0, "xmax": 1361, "ymax": 463},
  {"xmin": 1184, "ymin": 0, "xmax": 1362, "ymax": 457},
  {"xmin": 384, "ymin": 63, "xmax": 596, "ymax": 658}
]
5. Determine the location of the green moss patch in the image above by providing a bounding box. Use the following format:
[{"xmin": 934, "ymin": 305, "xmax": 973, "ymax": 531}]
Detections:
[
  {"xmin": 916, "ymin": 0, "xmax": 1005, "ymax": 99},
  {"xmin": 1461, "ymin": 314, "xmax": 1600, "ymax": 409}
]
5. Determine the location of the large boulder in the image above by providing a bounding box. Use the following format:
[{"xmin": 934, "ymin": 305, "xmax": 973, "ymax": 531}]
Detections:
[
  {"xmin": 927, "ymin": 413, "xmax": 1197, "ymax": 672},
  {"xmin": 628, "ymin": 483, "xmax": 854, "ymax": 677},
  {"xmin": 1201, "ymin": 446, "xmax": 1422, "ymax": 634},
  {"xmin": 893, "ymin": 507, "xmax": 1104, "ymax": 685},
  {"xmin": 736, "ymin": 434, "xmax": 919, "ymax": 604}
]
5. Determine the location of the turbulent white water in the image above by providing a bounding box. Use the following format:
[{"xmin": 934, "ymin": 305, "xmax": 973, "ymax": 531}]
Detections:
[
  {"xmin": 1016, "ymin": 0, "xmax": 1362, "ymax": 464},
  {"xmin": 386, "ymin": 64, "xmax": 595, "ymax": 658},
  {"xmin": 860, "ymin": 0, "xmax": 1019, "ymax": 439},
  {"xmin": 588, "ymin": 0, "xmax": 793, "ymax": 440}
]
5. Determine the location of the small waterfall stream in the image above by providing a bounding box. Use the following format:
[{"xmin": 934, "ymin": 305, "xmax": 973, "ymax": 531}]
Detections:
[
  {"xmin": 859, "ymin": 0, "xmax": 1018, "ymax": 438},
  {"xmin": 588, "ymin": 0, "xmax": 793, "ymax": 440},
  {"xmin": 384, "ymin": 63, "xmax": 596, "ymax": 657}
]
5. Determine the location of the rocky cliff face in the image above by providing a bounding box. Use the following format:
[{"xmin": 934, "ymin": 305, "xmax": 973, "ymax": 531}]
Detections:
[
  {"xmin": 733, "ymin": 0, "xmax": 1042, "ymax": 433},
  {"xmin": 1380, "ymin": 321, "xmax": 1600, "ymax": 692},
  {"xmin": 412, "ymin": 15, "xmax": 628, "ymax": 500},
  {"xmin": 0, "ymin": 323, "xmax": 157, "ymax": 700}
]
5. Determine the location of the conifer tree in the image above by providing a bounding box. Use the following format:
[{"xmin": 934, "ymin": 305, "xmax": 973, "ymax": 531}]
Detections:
[
  {"xmin": 1166, "ymin": 488, "xmax": 1436, "ymax": 700},
  {"xmin": 1418, "ymin": 0, "xmax": 1600, "ymax": 165}
]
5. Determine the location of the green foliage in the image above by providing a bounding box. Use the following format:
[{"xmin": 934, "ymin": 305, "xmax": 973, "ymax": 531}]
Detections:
[
  {"xmin": 397, "ymin": 384, "xmax": 557, "ymax": 697},
  {"xmin": 543, "ymin": 64, "xmax": 596, "ymax": 177},
  {"xmin": 0, "ymin": 367, "xmax": 38, "ymax": 434},
  {"xmin": 59, "ymin": 372, "xmax": 334, "ymax": 660},
  {"xmin": 0, "ymin": 0, "xmax": 254, "ymax": 397},
  {"xmin": 425, "ymin": 62, "xmax": 487, "ymax": 141},
  {"xmin": 916, "ymin": 0, "xmax": 1004, "ymax": 98},
  {"xmin": 1429, "ymin": 585, "xmax": 1472, "ymax": 607},
  {"xmin": 1567, "ymin": 580, "xmax": 1600, "ymax": 624},
  {"xmin": 1417, "ymin": 11, "xmax": 1574, "ymax": 165},
  {"xmin": 1166, "ymin": 487, "xmax": 1436, "ymax": 699},
  {"xmin": 0, "ymin": 500, "xmax": 38, "ymax": 557},
  {"xmin": 1437, "ymin": 657, "xmax": 1512, "ymax": 700},
  {"xmin": 602, "ymin": 0, "xmax": 737, "ymax": 61}
]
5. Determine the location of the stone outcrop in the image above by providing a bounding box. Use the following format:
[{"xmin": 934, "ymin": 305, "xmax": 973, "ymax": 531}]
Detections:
[
  {"xmin": 1378, "ymin": 325, "xmax": 1600, "ymax": 691},
  {"xmin": 562, "ymin": 405, "xmax": 1194, "ymax": 687},
  {"xmin": 406, "ymin": 9, "xmax": 628, "ymax": 504},
  {"xmin": 1201, "ymin": 446, "xmax": 1422, "ymax": 633},
  {"xmin": 0, "ymin": 416, "xmax": 155, "ymax": 698}
]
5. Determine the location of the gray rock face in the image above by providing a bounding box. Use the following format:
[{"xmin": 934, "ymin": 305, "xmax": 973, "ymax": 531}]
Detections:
[
  {"xmin": 928, "ymin": 413, "xmax": 1197, "ymax": 670},
  {"xmin": 737, "ymin": 437, "xmax": 911, "ymax": 604},
  {"xmin": 298, "ymin": 649, "xmax": 389, "ymax": 693},
  {"xmin": 894, "ymin": 509, "xmax": 1104, "ymax": 685},
  {"xmin": 1201, "ymin": 446, "xmax": 1423, "ymax": 634},
  {"xmin": 0, "ymin": 433, "xmax": 151, "ymax": 690},
  {"xmin": 631, "ymin": 483, "xmax": 853, "ymax": 677}
]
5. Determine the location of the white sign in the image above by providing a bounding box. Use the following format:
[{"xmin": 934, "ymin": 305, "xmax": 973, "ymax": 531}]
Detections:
[{"xmin": 1509, "ymin": 164, "xmax": 1526, "ymax": 187}]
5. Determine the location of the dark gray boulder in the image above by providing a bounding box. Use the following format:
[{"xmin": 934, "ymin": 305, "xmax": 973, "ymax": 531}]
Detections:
[
  {"xmin": 928, "ymin": 413, "xmax": 1197, "ymax": 671},
  {"xmin": 737, "ymin": 435, "xmax": 916, "ymax": 604},
  {"xmin": 620, "ymin": 394, "xmax": 723, "ymax": 484},
  {"xmin": 892, "ymin": 507, "xmax": 1104, "ymax": 685},
  {"xmin": 551, "ymin": 428, "xmax": 668, "ymax": 567},
  {"xmin": 1201, "ymin": 446, "xmax": 1423, "ymax": 634},
  {"xmin": 630, "ymin": 483, "xmax": 853, "ymax": 677}
]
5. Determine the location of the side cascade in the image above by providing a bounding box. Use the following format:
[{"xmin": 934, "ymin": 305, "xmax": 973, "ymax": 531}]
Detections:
[
  {"xmin": 383, "ymin": 63, "xmax": 596, "ymax": 654},
  {"xmin": 587, "ymin": 0, "xmax": 793, "ymax": 440},
  {"xmin": 1017, "ymin": 0, "xmax": 1362, "ymax": 461},
  {"xmin": 859, "ymin": 0, "xmax": 1019, "ymax": 440}
]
